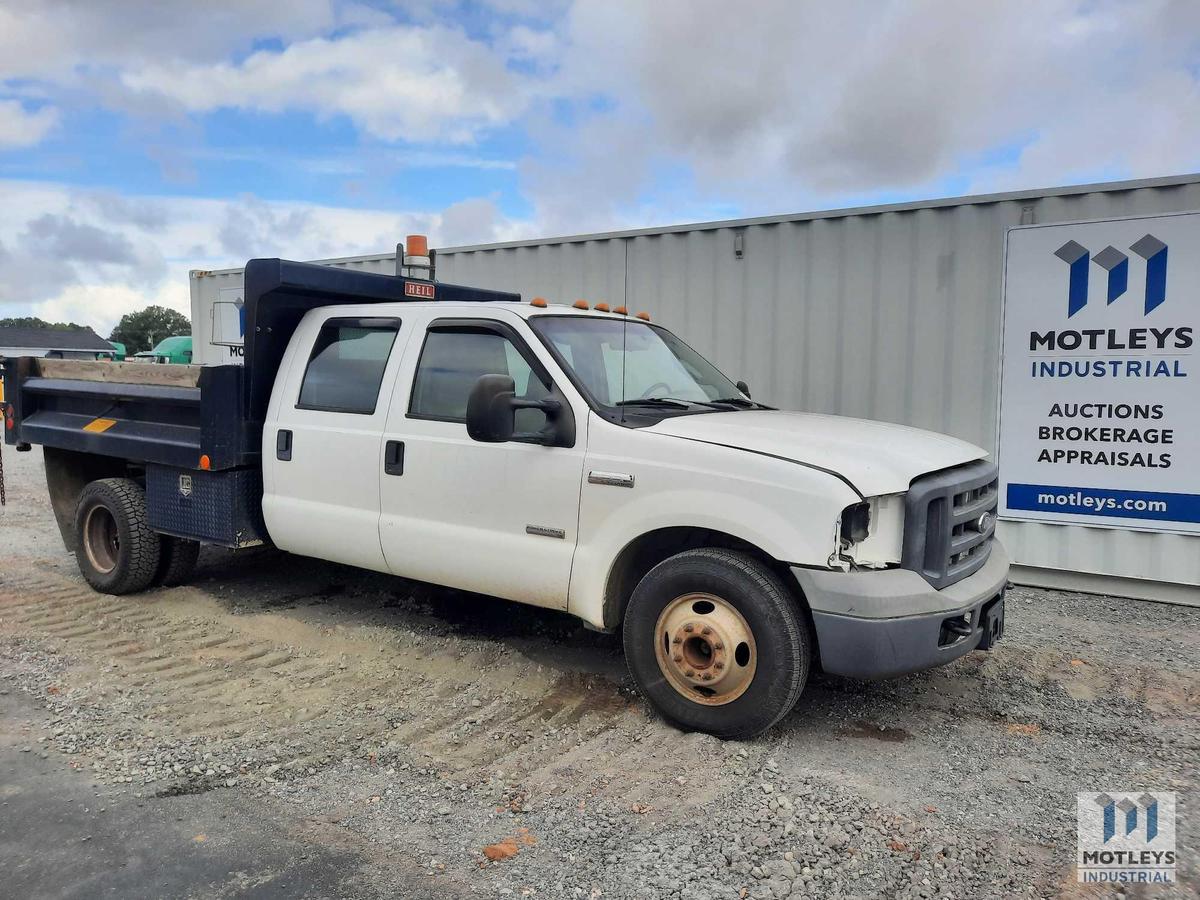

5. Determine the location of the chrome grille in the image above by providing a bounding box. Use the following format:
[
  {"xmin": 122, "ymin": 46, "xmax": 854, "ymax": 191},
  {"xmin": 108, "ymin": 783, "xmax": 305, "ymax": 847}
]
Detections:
[{"xmin": 901, "ymin": 460, "xmax": 998, "ymax": 590}]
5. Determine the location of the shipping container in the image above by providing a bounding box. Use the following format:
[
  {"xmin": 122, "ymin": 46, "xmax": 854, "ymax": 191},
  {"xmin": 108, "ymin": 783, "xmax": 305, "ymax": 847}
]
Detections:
[
  {"xmin": 190, "ymin": 174, "xmax": 1200, "ymax": 603},
  {"xmin": 190, "ymin": 253, "xmax": 398, "ymax": 365}
]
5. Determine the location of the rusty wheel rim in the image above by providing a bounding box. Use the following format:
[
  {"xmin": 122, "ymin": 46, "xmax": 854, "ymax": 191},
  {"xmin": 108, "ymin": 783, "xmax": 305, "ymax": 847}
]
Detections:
[
  {"xmin": 83, "ymin": 505, "xmax": 119, "ymax": 575},
  {"xmin": 654, "ymin": 592, "xmax": 757, "ymax": 706}
]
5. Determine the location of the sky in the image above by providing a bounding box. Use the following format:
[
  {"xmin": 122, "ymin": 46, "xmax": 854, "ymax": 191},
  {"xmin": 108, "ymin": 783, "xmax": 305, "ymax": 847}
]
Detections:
[{"xmin": 0, "ymin": 0, "xmax": 1197, "ymax": 336}]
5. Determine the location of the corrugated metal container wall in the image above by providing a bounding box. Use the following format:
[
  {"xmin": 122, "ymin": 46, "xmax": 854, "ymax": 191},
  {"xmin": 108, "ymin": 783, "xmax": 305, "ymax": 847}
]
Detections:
[{"xmin": 438, "ymin": 176, "xmax": 1200, "ymax": 598}]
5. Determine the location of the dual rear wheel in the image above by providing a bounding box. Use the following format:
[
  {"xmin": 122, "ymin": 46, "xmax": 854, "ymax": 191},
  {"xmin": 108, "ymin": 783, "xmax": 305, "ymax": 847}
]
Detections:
[{"xmin": 74, "ymin": 478, "xmax": 199, "ymax": 595}]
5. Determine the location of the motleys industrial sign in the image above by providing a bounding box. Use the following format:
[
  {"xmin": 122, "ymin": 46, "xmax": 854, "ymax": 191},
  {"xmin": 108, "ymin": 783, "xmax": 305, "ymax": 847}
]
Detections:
[
  {"xmin": 1076, "ymin": 792, "xmax": 1176, "ymax": 884},
  {"xmin": 999, "ymin": 211, "xmax": 1200, "ymax": 534}
]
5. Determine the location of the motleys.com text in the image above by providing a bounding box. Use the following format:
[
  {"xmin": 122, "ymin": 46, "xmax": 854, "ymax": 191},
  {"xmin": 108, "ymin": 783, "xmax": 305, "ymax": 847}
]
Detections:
[
  {"xmin": 1007, "ymin": 483, "xmax": 1200, "ymax": 523},
  {"xmin": 1037, "ymin": 491, "xmax": 1168, "ymax": 512}
]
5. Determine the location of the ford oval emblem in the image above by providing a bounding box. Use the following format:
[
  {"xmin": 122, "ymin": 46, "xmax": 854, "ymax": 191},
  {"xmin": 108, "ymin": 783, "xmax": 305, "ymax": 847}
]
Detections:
[{"xmin": 975, "ymin": 511, "xmax": 994, "ymax": 533}]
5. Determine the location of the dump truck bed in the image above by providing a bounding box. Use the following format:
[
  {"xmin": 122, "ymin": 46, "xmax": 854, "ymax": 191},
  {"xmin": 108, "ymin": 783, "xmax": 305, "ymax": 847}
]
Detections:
[{"xmin": 3, "ymin": 356, "xmax": 251, "ymax": 471}]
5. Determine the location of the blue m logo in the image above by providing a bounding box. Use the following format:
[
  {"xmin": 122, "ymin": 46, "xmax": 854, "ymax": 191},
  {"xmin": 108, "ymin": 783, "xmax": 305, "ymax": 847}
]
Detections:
[
  {"xmin": 1094, "ymin": 793, "xmax": 1159, "ymax": 843},
  {"xmin": 1055, "ymin": 234, "xmax": 1168, "ymax": 318}
]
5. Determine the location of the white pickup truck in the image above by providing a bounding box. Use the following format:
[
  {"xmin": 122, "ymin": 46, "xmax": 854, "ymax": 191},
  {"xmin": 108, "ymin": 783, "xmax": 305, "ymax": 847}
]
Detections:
[{"xmin": 3, "ymin": 250, "xmax": 1008, "ymax": 738}]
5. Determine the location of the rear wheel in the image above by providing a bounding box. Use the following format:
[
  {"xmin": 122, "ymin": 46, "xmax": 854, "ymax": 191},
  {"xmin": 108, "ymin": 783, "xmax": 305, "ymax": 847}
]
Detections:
[
  {"xmin": 74, "ymin": 478, "xmax": 161, "ymax": 595},
  {"xmin": 622, "ymin": 548, "xmax": 810, "ymax": 740},
  {"xmin": 153, "ymin": 536, "xmax": 200, "ymax": 587}
]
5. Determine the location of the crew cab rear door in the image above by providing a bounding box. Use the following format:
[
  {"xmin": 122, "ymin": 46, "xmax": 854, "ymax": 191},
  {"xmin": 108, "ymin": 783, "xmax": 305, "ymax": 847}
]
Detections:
[
  {"xmin": 262, "ymin": 310, "xmax": 411, "ymax": 572},
  {"xmin": 378, "ymin": 310, "xmax": 587, "ymax": 608}
]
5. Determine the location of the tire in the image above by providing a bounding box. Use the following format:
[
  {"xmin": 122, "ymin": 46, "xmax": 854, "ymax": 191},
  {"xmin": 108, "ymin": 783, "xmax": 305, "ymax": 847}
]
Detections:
[
  {"xmin": 153, "ymin": 536, "xmax": 200, "ymax": 587},
  {"xmin": 622, "ymin": 548, "xmax": 810, "ymax": 740},
  {"xmin": 74, "ymin": 478, "xmax": 161, "ymax": 595}
]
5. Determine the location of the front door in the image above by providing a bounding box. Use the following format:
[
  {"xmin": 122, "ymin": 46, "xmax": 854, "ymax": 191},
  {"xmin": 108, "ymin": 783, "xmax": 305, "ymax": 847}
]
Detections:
[
  {"xmin": 262, "ymin": 313, "xmax": 410, "ymax": 573},
  {"xmin": 378, "ymin": 313, "xmax": 586, "ymax": 607}
]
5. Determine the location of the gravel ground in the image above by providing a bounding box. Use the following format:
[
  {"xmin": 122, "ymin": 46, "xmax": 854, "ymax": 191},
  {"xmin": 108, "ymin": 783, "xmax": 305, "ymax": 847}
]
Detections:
[{"xmin": 0, "ymin": 445, "xmax": 1196, "ymax": 899}]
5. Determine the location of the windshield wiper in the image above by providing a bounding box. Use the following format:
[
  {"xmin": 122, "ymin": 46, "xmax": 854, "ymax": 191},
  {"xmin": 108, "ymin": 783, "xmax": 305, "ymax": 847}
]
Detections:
[
  {"xmin": 615, "ymin": 397, "xmax": 695, "ymax": 410},
  {"xmin": 618, "ymin": 396, "xmax": 762, "ymax": 411},
  {"xmin": 624, "ymin": 396, "xmax": 772, "ymax": 415},
  {"xmin": 709, "ymin": 396, "xmax": 772, "ymax": 409}
]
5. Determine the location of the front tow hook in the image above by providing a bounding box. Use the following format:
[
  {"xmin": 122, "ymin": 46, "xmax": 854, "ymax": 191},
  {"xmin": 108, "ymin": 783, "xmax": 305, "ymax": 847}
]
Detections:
[{"xmin": 942, "ymin": 617, "xmax": 972, "ymax": 637}]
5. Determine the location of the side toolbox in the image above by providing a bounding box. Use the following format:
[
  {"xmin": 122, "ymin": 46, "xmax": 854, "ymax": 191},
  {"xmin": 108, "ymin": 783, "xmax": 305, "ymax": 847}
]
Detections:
[{"xmin": 146, "ymin": 464, "xmax": 267, "ymax": 548}]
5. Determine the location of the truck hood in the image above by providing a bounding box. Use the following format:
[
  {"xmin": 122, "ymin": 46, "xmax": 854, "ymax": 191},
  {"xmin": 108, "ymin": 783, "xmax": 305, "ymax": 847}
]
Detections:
[{"xmin": 647, "ymin": 410, "xmax": 987, "ymax": 496}]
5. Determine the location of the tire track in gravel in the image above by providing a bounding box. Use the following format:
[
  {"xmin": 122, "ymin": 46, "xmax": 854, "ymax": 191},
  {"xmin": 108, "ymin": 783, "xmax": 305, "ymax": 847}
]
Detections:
[{"xmin": 0, "ymin": 569, "xmax": 739, "ymax": 812}]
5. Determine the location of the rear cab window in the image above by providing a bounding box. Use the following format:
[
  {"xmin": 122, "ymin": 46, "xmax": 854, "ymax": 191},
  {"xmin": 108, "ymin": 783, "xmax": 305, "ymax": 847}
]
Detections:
[{"xmin": 297, "ymin": 317, "xmax": 401, "ymax": 415}]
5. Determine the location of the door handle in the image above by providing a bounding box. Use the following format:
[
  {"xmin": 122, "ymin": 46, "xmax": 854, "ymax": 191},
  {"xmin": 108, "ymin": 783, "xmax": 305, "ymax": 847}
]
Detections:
[
  {"xmin": 384, "ymin": 440, "xmax": 404, "ymax": 476},
  {"xmin": 276, "ymin": 429, "xmax": 292, "ymax": 461}
]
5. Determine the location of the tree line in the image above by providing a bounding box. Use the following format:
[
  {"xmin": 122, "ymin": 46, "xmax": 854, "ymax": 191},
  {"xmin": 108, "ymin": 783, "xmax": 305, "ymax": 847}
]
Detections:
[{"xmin": 0, "ymin": 306, "xmax": 191, "ymax": 355}]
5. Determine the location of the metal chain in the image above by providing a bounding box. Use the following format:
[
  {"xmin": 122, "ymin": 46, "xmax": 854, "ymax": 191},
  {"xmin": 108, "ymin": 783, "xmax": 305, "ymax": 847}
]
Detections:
[{"xmin": 0, "ymin": 437, "xmax": 6, "ymax": 506}]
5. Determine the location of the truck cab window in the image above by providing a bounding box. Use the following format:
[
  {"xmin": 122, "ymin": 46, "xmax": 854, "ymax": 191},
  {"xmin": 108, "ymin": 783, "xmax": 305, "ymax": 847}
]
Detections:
[
  {"xmin": 410, "ymin": 328, "xmax": 551, "ymax": 431},
  {"xmin": 297, "ymin": 319, "xmax": 399, "ymax": 414}
]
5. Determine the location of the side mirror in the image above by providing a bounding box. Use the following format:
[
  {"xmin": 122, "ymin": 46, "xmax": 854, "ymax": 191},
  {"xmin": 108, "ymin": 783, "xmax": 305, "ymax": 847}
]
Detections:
[
  {"xmin": 466, "ymin": 373, "xmax": 568, "ymax": 445},
  {"xmin": 736, "ymin": 380, "xmax": 752, "ymax": 399},
  {"xmin": 466, "ymin": 374, "xmax": 517, "ymax": 442}
]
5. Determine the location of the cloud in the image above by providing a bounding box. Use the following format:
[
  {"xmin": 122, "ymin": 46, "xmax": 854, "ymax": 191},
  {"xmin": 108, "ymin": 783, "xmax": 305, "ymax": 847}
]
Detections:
[
  {"xmin": 0, "ymin": 179, "xmax": 533, "ymax": 334},
  {"xmin": 21, "ymin": 214, "xmax": 139, "ymax": 265},
  {"xmin": 518, "ymin": 107, "xmax": 661, "ymax": 235},
  {"xmin": 216, "ymin": 198, "xmax": 317, "ymax": 259},
  {"xmin": 438, "ymin": 196, "xmax": 537, "ymax": 246},
  {"xmin": 0, "ymin": 0, "xmax": 1197, "ymax": 259},
  {"xmin": 85, "ymin": 191, "xmax": 172, "ymax": 232},
  {"xmin": 0, "ymin": 99, "xmax": 59, "ymax": 148},
  {"xmin": 119, "ymin": 24, "xmax": 529, "ymax": 144},
  {"xmin": 33, "ymin": 281, "xmax": 192, "ymax": 338},
  {"xmin": 0, "ymin": 1, "xmax": 346, "ymax": 81},
  {"xmin": 524, "ymin": 0, "xmax": 1200, "ymax": 219}
]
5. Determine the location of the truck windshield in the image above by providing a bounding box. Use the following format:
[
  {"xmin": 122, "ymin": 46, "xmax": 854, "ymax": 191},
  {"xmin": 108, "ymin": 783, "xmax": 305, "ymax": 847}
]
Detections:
[{"xmin": 531, "ymin": 316, "xmax": 744, "ymax": 410}]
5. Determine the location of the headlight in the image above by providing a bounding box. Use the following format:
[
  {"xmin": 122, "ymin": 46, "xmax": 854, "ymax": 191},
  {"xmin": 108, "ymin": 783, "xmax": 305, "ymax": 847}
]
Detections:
[{"xmin": 839, "ymin": 501, "xmax": 871, "ymax": 544}]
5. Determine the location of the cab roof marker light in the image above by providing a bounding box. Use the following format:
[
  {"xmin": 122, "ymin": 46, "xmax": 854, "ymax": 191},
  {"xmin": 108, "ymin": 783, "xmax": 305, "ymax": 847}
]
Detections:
[
  {"xmin": 613, "ymin": 306, "xmax": 628, "ymax": 315},
  {"xmin": 593, "ymin": 302, "xmax": 610, "ymax": 312},
  {"xmin": 635, "ymin": 311, "xmax": 651, "ymax": 321},
  {"xmin": 572, "ymin": 300, "xmax": 590, "ymax": 310},
  {"xmin": 530, "ymin": 297, "xmax": 548, "ymax": 308}
]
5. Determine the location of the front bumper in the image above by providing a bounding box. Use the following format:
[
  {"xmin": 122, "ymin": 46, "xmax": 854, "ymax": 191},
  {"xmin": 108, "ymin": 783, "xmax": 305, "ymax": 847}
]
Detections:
[{"xmin": 791, "ymin": 541, "xmax": 1010, "ymax": 680}]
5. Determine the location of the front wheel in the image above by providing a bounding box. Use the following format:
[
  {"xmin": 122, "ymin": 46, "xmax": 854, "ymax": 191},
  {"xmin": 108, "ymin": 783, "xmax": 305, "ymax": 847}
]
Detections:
[{"xmin": 622, "ymin": 548, "xmax": 810, "ymax": 740}]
